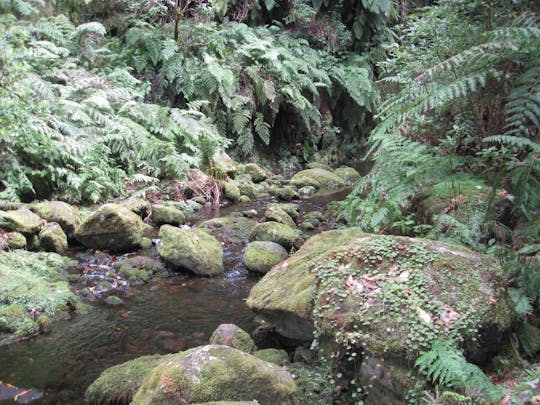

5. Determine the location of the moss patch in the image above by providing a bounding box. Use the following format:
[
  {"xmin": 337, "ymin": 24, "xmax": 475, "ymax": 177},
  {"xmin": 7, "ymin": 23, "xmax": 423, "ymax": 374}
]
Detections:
[
  {"xmin": 209, "ymin": 324, "xmax": 256, "ymax": 353},
  {"xmin": 248, "ymin": 222, "xmax": 300, "ymax": 250},
  {"xmin": 243, "ymin": 241, "xmax": 288, "ymax": 274}
]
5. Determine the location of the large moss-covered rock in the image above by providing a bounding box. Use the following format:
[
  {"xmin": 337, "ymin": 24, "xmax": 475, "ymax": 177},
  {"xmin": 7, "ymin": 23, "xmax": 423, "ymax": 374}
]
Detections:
[
  {"xmin": 75, "ymin": 204, "xmax": 144, "ymax": 252},
  {"xmin": 268, "ymin": 203, "xmax": 300, "ymax": 219},
  {"xmin": 131, "ymin": 345, "xmax": 296, "ymax": 404},
  {"xmin": 243, "ymin": 241, "xmax": 288, "ymax": 274},
  {"xmin": 120, "ymin": 197, "xmax": 151, "ymax": 218},
  {"xmin": 248, "ymin": 222, "xmax": 299, "ymax": 250},
  {"xmin": 237, "ymin": 163, "xmax": 269, "ymax": 183},
  {"xmin": 290, "ymin": 168, "xmax": 345, "ymax": 190},
  {"xmin": 209, "ymin": 324, "xmax": 256, "ymax": 353},
  {"xmin": 87, "ymin": 346, "xmax": 296, "ymax": 404},
  {"xmin": 306, "ymin": 162, "xmax": 333, "ymax": 171},
  {"xmin": 264, "ymin": 206, "xmax": 296, "ymax": 229},
  {"xmin": 276, "ymin": 186, "xmax": 299, "ymax": 201},
  {"xmin": 158, "ymin": 225, "xmax": 224, "ymax": 276},
  {"xmin": 222, "ymin": 180, "xmax": 241, "ymax": 202},
  {"xmin": 0, "ymin": 251, "xmax": 76, "ymax": 343},
  {"xmin": 254, "ymin": 349, "xmax": 289, "ymax": 366},
  {"xmin": 151, "ymin": 204, "xmax": 185, "ymax": 226},
  {"xmin": 38, "ymin": 222, "xmax": 68, "ymax": 253},
  {"xmin": 212, "ymin": 150, "xmax": 237, "ymax": 176},
  {"xmin": 0, "ymin": 209, "xmax": 42, "ymax": 234},
  {"xmin": 31, "ymin": 201, "xmax": 81, "ymax": 239},
  {"xmin": 247, "ymin": 229, "xmax": 513, "ymax": 357},
  {"xmin": 6, "ymin": 232, "xmax": 27, "ymax": 250},
  {"xmin": 333, "ymin": 166, "xmax": 361, "ymax": 184}
]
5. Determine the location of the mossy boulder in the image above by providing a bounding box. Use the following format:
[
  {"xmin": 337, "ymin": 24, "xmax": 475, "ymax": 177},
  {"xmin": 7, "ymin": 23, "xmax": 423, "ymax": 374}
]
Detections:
[
  {"xmin": 85, "ymin": 354, "xmax": 163, "ymax": 404},
  {"xmin": 264, "ymin": 206, "xmax": 296, "ymax": 229},
  {"xmin": 222, "ymin": 180, "xmax": 241, "ymax": 202},
  {"xmin": 158, "ymin": 225, "xmax": 224, "ymax": 276},
  {"xmin": 151, "ymin": 204, "xmax": 185, "ymax": 226},
  {"xmin": 248, "ymin": 222, "xmax": 300, "ymax": 250},
  {"xmin": 276, "ymin": 186, "xmax": 299, "ymax": 201},
  {"xmin": 333, "ymin": 166, "xmax": 361, "ymax": 184},
  {"xmin": 200, "ymin": 216, "xmax": 257, "ymax": 243},
  {"xmin": 243, "ymin": 241, "xmax": 288, "ymax": 274},
  {"xmin": 0, "ymin": 208, "xmax": 42, "ymax": 234},
  {"xmin": 120, "ymin": 197, "xmax": 151, "ymax": 218},
  {"xmin": 290, "ymin": 168, "xmax": 346, "ymax": 190},
  {"xmin": 268, "ymin": 203, "xmax": 300, "ymax": 219},
  {"xmin": 6, "ymin": 232, "xmax": 27, "ymax": 249},
  {"xmin": 254, "ymin": 349, "xmax": 289, "ymax": 366},
  {"xmin": 131, "ymin": 345, "xmax": 296, "ymax": 404},
  {"xmin": 237, "ymin": 163, "xmax": 269, "ymax": 183},
  {"xmin": 31, "ymin": 201, "xmax": 81, "ymax": 239},
  {"xmin": 114, "ymin": 255, "xmax": 167, "ymax": 284},
  {"xmin": 38, "ymin": 222, "xmax": 68, "ymax": 253},
  {"xmin": 298, "ymin": 186, "xmax": 317, "ymax": 198},
  {"xmin": 247, "ymin": 229, "xmax": 513, "ymax": 357},
  {"xmin": 0, "ymin": 251, "xmax": 76, "ymax": 342},
  {"xmin": 209, "ymin": 324, "xmax": 256, "ymax": 353},
  {"xmin": 306, "ymin": 162, "xmax": 333, "ymax": 171},
  {"xmin": 75, "ymin": 204, "xmax": 144, "ymax": 252},
  {"xmin": 212, "ymin": 150, "xmax": 237, "ymax": 176}
]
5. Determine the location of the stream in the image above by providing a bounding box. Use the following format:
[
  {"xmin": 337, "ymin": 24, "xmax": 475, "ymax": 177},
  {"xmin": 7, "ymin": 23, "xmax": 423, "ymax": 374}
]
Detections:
[{"xmin": 0, "ymin": 190, "xmax": 349, "ymax": 404}]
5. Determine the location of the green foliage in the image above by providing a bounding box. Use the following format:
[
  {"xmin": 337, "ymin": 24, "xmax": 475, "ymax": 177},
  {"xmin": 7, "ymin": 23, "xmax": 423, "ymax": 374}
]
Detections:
[
  {"xmin": 0, "ymin": 12, "xmax": 228, "ymax": 203},
  {"xmin": 415, "ymin": 340, "xmax": 505, "ymax": 403}
]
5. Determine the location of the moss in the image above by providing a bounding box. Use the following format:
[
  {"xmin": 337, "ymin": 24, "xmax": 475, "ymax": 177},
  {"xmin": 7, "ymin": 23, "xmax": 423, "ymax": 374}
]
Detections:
[
  {"xmin": 222, "ymin": 180, "xmax": 242, "ymax": 202},
  {"xmin": 38, "ymin": 222, "xmax": 68, "ymax": 253},
  {"xmin": 306, "ymin": 162, "xmax": 333, "ymax": 171},
  {"xmin": 298, "ymin": 186, "xmax": 317, "ymax": 198},
  {"xmin": 75, "ymin": 203, "xmax": 144, "ymax": 252},
  {"xmin": 120, "ymin": 197, "xmax": 151, "ymax": 218},
  {"xmin": 243, "ymin": 241, "xmax": 288, "ymax": 273},
  {"xmin": 239, "ymin": 195, "xmax": 251, "ymax": 203},
  {"xmin": 248, "ymin": 222, "xmax": 300, "ymax": 250},
  {"xmin": 31, "ymin": 201, "xmax": 81, "ymax": 239},
  {"xmin": 237, "ymin": 163, "xmax": 269, "ymax": 183},
  {"xmin": 158, "ymin": 225, "xmax": 224, "ymax": 276},
  {"xmin": 264, "ymin": 206, "xmax": 296, "ymax": 229},
  {"xmin": 7, "ymin": 232, "xmax": 27, "ymax": 249},
  {"xmin": 276, "ymin": 186, "xmax": 299, "ymax": 201},
  {"xmin": 210, "ymin": 324, "xmax": 256, "ymax": 353},
  {"xmin": 290, "ymin": 169, "xmax": 346, "ymax": 190},
  {"xmin": 85, "ymin": 354, "xmax": 162, "ymax": 404},
  {"xmin": 200, "ymin": 216, "xmax": 257, "ymax": 242},
  {"xmin": 254, "ymin": 349, "xmax": 289, "ymax": 366},
  {"xmin": 151, "ymin": 205, "xmax": 185, "ymax": 226},
  {"xmin": 267, "ymin": 203, "xmax": 300, "ymax": 219},
  {"xmin": 0, "ymin": 208, "xmax": 42, "ymax": 234},
  {"xmin": 0, "ymin": 250, "xmax": 75, "ymax": 342},
  {"xmin": 333, "ymin": 166, "xmax": 361, "ymax": 184}
]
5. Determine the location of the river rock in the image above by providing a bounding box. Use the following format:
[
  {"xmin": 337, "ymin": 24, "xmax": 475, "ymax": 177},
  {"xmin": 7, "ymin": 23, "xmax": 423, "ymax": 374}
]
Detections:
[
  {"xmin": 212, "ymin": 150, "xmax": 237, "ymax": 176},
  {"xmin": 114, "ymin": 256, "xmax": 167, "ymax": 284},
  {"xmin": 209, "ymin": 324, "xmax": 256, "ymax": 353},
  {"xmin": 333, "ymin": 166, "xmax": 361, "ymax": 184},
  {"xmin": 38, "ymin": 222, "xmax": 68, "ymax": 253},
  {"xmin": 151, "ymin": 204, "xmax": 185, "ymax": 226},
  {"xmin": 200, "ymin": 216, "xmax": 257, "ymax": 243},
  {"xmin": 237, "ymin": 163, "xmax": 269, "ymax": 183},
  {"xmin": 222, "ymin": 179, "xmax": 241, "ymax": 202},
  {"xmin": 276, "ymin": 186, "xmax": 299, "ymax": 201},
  {"xmin": 243, "ymin": 241, "xmax": 288, "ymax": 273},
  {"xmin": 298, "ymin": 185, "xmax": 317, "ymax": 198},
  {"xmin": 75, "ymin": 204, "xmax": 144, "ymax": 252},
  {"xmin": 0, "ymin": 209, "xmax": 42, "ymax": 234},
  {"xmin": 306, "ymin": 162, "xmax": 333, "ymax": 171},
  {"xmin": 268, "ymin": 203, "xmax": 300, "ymax": 219},
  {"xmin": 264, "ymin": 206, "xmax": 296, "ymax": 229},
  {"xmin": 6, "ymin": 232, "xmax": 27, "ymax": 249},
  {"xmin": 31, "ymin": 201, "xmax": 81, "ymax": 239},
  {"xmin": 247, "ymin": 229, "xmax": 513, "ymax": 355},
  {"xmin": 248, "ymin": 221, "xmax": 299, "ymax": 250},
  {"xmin": 254, "ymin": 348, "xmax": 290, "ymax": 366},
  {"xmin": 290, "ymin": 168, "xmax": 345, "ymax": 189},
  {"xmin": 120, "ymin": 197, "xmax": 151, "ymax": 218},
  {"xmin": 87, "ymin": 346, "xmax": 296, "ymax": 404},
  {"xmin": 158, "ymin": 225, "xmax": 224, "ymax": 276}
]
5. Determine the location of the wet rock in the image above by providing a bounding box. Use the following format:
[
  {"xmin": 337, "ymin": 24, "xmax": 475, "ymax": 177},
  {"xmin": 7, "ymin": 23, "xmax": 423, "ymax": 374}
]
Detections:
[
  {"xmin": 75, "ymin": 204, "xmax": 144, "ymax": 252},
  {"xmin": 209, "ymin": 324, "xmax": 256, "ymax": 353},
  {"xmin": 264, "ymin": 206, "xmax": 296, "ymax": 229},
  {"xmin": 268, "ymin": 203, "xmax": 300, "ymax": 219},
  {"xmin": 38, "ymin": 222, "xmax": 68, "ymax": 253},
  {"xmin": 306, "ymin": 162, "xmax": 333, "ymax": 171},
  {"xmin": 333, "ymin": 166, "xmax": 361, "ymax": 184},
  {"xmin": 247, "ymin": 229, "xmax": 513, "ymax": 355},
  {"xmin": 151, "ymin": 204, "xmax": 185, "ymax": 226},
  {"xmin": 139, "ymin": 237, "xmax": 152, "ymax": 249},
  {"xmin": 212, "ymin": 150, "xmax": 237, "ymax": 176},
  {"xmin": 300, "ymin": 221, "xmax": 316, "ymax": 231},
  {"xmin": 158, "ymin": 225, "xmax": 224, "ymax": 276},
  {"xmin": 222, "ymin": 179, "xmax": 241, "ymax": 202},
  {"xmin": 254, "ymin": 348, "xmax": 289, "ymax": 366},
  {"xmin": 162, "ymin": 199, "xmax": 203, "ymax": 215},
  {"xmin": 6, "ymin": 232, "xmax": 27, "ymax": 249},
  {"xmin": 242, "ymin": 209, "xmax": 257, "ymax": 218},
  {"xmin": 0, "ymin": 208, "xmax": 42, "ymax": 234},
  {"xmin": 200, "ymin": 216, "xmax": 257, "ymax": 242},
  {"xmin": 290, "ymin": 168, "xmax": 345, "ymax": 190},
  {"xmin": 114, "ymin": 256, "xmax": 167, "ymax": 284},
  {"xmin": 298, "ymin": 186, "xmax": 317, "ymax": 198},
  {"xmin": 31, "ymin": 201, "xmax": 81, "ymax": 239},
  {"xmin": 248, "ymin": 221, "xmax": 300, "ymax": 250},
  {"xmin": 239, "ymin": 195, "xmax": 251, "ymax": 203},
  {"xmin": 243, "ymin": 241, "xmax": 288, "ymax": 274},
  {"xmin": 276, "ymin": 186, "xmax": 299, "ymax": 201},
  {"xmin": 104, "ymin": 295, "xmax": 124, "ymax": 306},
  {"xmin": 237, "ymin": 163, "xmax": 269, "ymax": 183}
]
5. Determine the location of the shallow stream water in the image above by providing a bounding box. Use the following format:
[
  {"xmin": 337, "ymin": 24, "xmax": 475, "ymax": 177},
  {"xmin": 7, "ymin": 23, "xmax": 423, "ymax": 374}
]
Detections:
[{"xmin": 0, "ymin": 190, "xmax": 349, "ymax": 404}]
